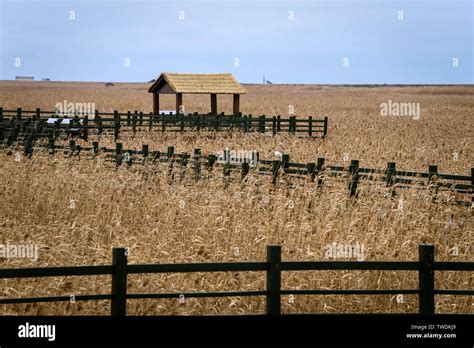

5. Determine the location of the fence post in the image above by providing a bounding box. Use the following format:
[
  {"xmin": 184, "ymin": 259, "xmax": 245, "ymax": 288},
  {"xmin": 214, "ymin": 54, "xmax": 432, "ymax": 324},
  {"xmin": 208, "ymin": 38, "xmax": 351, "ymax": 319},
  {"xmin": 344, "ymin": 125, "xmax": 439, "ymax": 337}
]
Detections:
[
  {"xmin": 142, "ymin": 144, "xmax": 149, "ymax": 159},
  {"xmin": 167, "ymin": 146, "xmax": 174, "ymax": 176},
  {"xmin": 471, "ymin": 167, "xmax": 474, "ymax": 188},
  {"xmin": 277, "ymin": 115, "xmax": 281, "ymax": 132},
  {"xmin": 348, "ymin": 159, "xmax": 359, "ymax": 197},
  {"xmin": 386, "ymin": 162, "xmax": 396, "ymax": 186},
  {"xmin": 266, "ymin": 245, "xmax": 281, "ymax": 315},
  {"xmin": 241, "ymin": 162, "xmax": 249, "ymax": 181},
  {"xmin": 323, "ymin": 116, "xmax": 328, "ymax": 138},
  {"xmin": 139, "ymin": 111, "xmax": 143, "ymax": 126},
  {"xmin": 316, "ymin": 157, "xmax": 325, "ymax": 188},
  {"xmin": 272, "ymin": 116, "xmax": 276, "ymax": 136},
  {"xmin": 17, "ymin": 107, "xmax": 22, "ymax": 120},
  {"xmin": 0, "ymin": 107, "xmax": 3, "ymax": 121},
  {"xmin": 471, "ymin": 168, "xmax": 474, "ymax": 206},
  {"xmin": 272, "ymin": 160, "xmax": 281, "ymax": 185},
  {"xmin": 307, "ymin": 162, "xmax": 316, "ymax": 181},
  {"xmin": 48, "ymin": 130, "xmax": 55, "ymax": 153},
  {"xmin": 428, "ymin": 165, "xmax": 438, "ymax": 183},
  {"xmin": 93, "ymin": 141, "xmax": 99, "ymax": 155},
  {"xmin": 115, "ymin": 142, "xmax": 123, "ymax": 167},
  {"xmin": 95, "ymin": 110, "xmax": 102, "ymax": 135},
  {"xmin": 167, "ymin": 146, "xmax": 175, "ymax": 159},
  {"xmin": 111, "ymin": 247, "xmax": 128, "ymax": 316},
  {"xmin": 308, "ymin": 116, "xmax": 313, "ymax": 137},
  {"xmin": 83, "ymin": 116, "xmax": 88, "ymax": 141},
  {"xmin": 282, "ymin": 154, "xmax": 289, "ymax": 171},
  {"xmin": 259, "ymin": 115, "xmax": 265, "ymax": 133},
  {"xmin": 419, "ymin": 244, "xmax": 435, "ymax": 315},
  {"xmin": 194, "ymin": 148, "xmax": 201, "ymax": 182},
  {"xmin": 127, "ymin": 111, "xmax": 131, "ymax": 126},
  {"xmin": 114, "ymin": 110, "xmax": 119, "ymax": 141},
  {"xmin": 35, "ymin": 108, "xmax": 41, "ymax": 120},
  {"xmin": 69, "ymin": 140, "xmax": 76, "ymax": 156},
  {"xmin": 133, "ymin": 111, "xmax": 137, "ymax": 134}
]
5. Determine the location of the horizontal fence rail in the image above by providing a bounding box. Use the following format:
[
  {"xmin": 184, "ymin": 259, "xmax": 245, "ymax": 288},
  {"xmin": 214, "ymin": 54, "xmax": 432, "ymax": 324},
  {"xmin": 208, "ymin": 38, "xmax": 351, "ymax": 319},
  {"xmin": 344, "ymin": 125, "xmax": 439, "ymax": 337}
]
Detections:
[
  {"xmin": 0, "ymin": 245, "xmax": 472, "ymax": 316},
  {"xmin": 0, "ymin": 107, "xmax": 329, "ymax": 139},
  {"xmin": 1, "ymin": 137, "xmax": 472, "ymax": 206}
]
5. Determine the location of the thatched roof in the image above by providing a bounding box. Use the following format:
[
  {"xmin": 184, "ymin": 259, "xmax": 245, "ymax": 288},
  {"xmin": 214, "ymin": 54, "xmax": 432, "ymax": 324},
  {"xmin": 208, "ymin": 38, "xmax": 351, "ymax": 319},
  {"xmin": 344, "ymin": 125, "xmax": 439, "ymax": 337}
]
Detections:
[{"xmin": 148, "ymin": 73, "xmax": 246, "ymax": 94}]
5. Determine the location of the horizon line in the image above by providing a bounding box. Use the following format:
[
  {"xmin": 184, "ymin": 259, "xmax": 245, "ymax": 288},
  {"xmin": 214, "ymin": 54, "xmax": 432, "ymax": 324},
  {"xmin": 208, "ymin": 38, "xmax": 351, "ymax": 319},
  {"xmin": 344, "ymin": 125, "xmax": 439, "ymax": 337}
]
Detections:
[{"xmin": 2, "ymin": 80, "xmax": 473, "ymax": 87}]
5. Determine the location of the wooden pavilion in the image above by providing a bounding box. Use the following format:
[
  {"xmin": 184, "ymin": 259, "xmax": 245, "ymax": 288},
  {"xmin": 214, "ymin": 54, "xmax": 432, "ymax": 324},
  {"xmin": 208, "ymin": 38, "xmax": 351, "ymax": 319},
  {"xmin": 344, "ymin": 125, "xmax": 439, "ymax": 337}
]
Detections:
[{"xmin": 148, "ymin": 73, "xmax": 246, "ymax": 115}]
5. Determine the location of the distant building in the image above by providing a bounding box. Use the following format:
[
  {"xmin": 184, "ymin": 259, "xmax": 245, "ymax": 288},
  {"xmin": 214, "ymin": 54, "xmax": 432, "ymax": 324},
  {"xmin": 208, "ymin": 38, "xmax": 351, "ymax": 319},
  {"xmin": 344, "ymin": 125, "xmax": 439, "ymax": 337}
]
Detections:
[
  {"xmin": 105, "ymin": 82, "xmax": 114, "ymax": 87},
  {"xmin": 41, "ymin": 78, "xmax": 50, "ymax": 81},
  {"xmin": 15, "ymin": 76, "xmax": 34, "ymax": 81}
]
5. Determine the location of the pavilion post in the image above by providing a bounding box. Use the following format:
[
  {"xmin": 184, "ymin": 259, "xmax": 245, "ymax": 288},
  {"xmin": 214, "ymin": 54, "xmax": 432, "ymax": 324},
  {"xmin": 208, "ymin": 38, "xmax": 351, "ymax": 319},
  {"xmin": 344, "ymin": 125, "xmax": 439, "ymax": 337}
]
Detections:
[
  {"xmin": 233, "ymin": 94, "xmax": 240, "ymax": 116},
  {"xmin": 211, "ymin": 94, "xmax": 217, "ymax": 115},
  {"xmin": 153, "ymin": 93, "xmax": 160, "ymax": 115},
  {"xmin": 176, "ymin": 93, "xmax": 183, "ymax": 114}
]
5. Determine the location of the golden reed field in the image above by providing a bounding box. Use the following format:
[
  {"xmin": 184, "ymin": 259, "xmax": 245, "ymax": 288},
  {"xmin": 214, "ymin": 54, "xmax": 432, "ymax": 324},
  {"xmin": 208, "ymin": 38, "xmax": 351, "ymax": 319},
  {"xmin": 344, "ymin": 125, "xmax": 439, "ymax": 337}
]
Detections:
[{"xmin": 0, "ymin": 81, "xmax": 472, "ymax": 315}]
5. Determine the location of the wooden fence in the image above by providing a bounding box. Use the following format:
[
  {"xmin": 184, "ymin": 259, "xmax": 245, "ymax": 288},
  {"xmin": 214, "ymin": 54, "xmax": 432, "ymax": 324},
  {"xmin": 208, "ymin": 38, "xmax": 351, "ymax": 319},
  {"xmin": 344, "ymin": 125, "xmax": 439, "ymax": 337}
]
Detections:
[
  {"xmin": 0, "ymin": 107, "xmax": 328, "ymax": 138},
  {"xmin": 0, "ymin": 245, "xmax": 472, "ymax": 316},
  {"xmin": 2, "ymin": 137, "xmax": 472, "ymax": 206}
]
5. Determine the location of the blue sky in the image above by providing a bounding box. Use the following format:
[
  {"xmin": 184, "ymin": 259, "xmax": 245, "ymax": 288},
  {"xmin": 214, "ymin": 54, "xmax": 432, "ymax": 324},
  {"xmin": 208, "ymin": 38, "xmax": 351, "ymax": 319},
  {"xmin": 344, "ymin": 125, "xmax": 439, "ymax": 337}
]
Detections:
[{"xmin": 0, "ymin": 0, "xmax": 472, "ymax": 83}]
